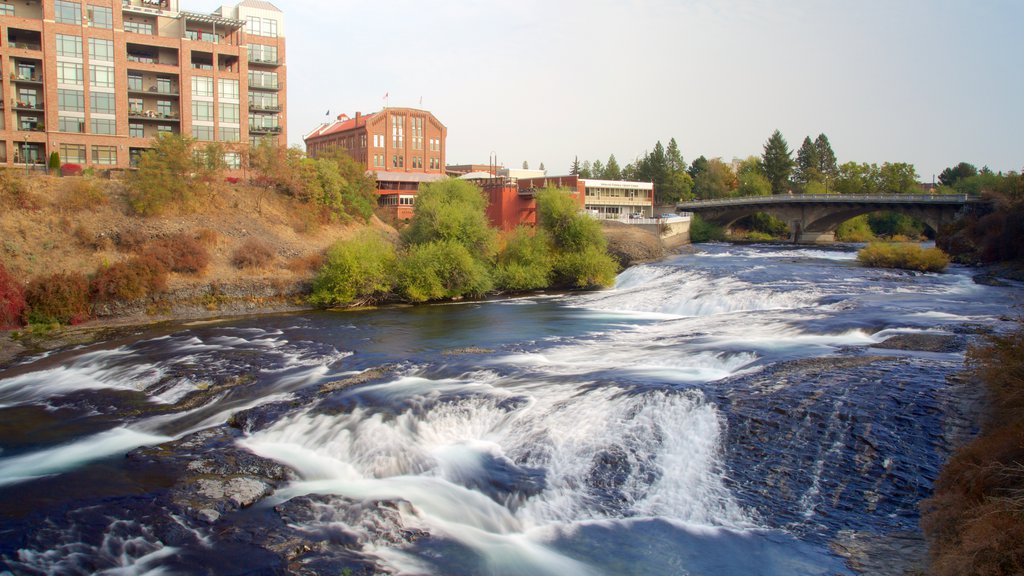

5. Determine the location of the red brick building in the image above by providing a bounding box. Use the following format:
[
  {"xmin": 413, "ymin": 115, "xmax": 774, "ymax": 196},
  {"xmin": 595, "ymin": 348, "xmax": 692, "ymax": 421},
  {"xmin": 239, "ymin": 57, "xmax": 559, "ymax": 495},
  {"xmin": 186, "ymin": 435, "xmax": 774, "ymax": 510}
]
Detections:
[
  {"xmin": 472, "ymin": 174, "xmax": 585, "ymax": 231},
  {"xmin": 304, "ymin": 107, "xmax": 447, "ymax": 220},
  {"xmin": 0, "ymin": 0, "xmax": 287, "ymax": 171}
]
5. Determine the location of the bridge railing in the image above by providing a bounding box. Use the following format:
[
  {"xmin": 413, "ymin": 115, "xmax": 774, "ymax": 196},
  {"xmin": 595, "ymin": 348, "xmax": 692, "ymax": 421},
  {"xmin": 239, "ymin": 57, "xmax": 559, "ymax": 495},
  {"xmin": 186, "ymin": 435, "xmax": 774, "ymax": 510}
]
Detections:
[{"xmin": 677, "ymin": 193, "xmax": 973, "ymax": 208}]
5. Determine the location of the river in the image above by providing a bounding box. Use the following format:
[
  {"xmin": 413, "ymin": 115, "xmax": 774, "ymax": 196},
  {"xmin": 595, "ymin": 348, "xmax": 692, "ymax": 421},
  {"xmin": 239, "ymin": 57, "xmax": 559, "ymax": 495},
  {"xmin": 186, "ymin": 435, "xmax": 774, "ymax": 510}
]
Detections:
[{"xmin": 0, "ymin": 243, "xmax": 1020, "ymax": 575}]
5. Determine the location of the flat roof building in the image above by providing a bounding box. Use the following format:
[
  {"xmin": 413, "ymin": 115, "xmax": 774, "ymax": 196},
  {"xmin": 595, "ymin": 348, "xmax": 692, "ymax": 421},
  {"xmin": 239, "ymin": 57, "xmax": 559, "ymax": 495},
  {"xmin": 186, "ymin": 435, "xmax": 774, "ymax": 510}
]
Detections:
[
  {"xmin": 0, "ymin": 0, "xmax": 286, "ymax": 171},
  {"xmin": 305, "ymin": 107, "xmax": 446, "ymax": 220},
  {"xmin": 581, "ymin": 178, "xmax": 655, "ymax": 219}
]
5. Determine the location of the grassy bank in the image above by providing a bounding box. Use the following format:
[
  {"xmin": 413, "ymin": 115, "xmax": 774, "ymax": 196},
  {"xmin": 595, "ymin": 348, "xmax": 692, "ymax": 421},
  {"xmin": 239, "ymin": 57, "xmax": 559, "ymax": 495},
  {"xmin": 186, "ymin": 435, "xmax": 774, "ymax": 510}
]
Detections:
[{"xmin": 922, "ymin": 324, "xmax": 1024, "ymax": 575}]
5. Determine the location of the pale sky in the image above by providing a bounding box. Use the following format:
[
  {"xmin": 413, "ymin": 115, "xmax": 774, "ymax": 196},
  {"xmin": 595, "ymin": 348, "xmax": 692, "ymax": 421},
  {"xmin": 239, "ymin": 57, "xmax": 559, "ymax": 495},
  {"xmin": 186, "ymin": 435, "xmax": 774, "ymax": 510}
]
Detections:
[{"xmin": 194, "ymin": 0, "xmax": 1023, "ymax": 180}]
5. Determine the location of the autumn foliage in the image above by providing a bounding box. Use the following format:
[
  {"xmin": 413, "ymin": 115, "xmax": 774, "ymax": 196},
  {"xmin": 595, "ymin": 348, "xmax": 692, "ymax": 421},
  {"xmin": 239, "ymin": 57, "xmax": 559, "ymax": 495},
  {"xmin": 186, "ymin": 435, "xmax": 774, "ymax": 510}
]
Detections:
[
  {"xmin": 0, "ymin": 263, "xmax": 26, "ymax": 329},
  {"xmin": 22, "ymin": 271, "xmax": 91, "ymax": 325}
]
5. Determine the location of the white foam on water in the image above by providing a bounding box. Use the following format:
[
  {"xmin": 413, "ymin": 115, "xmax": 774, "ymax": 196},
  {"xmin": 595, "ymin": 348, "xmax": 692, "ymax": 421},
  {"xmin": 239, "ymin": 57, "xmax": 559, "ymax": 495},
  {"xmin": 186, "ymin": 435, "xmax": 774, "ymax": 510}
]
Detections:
[{"xmin": 0, "ymin": 428, "xmax": 172, "ymax": 487}]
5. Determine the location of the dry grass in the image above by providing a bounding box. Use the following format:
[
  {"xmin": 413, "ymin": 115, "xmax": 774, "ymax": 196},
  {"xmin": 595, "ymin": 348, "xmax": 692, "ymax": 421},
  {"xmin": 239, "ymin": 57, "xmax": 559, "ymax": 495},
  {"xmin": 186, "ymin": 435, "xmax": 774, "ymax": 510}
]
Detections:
[{"xmin": 922, "ymin": 324, "xmax": 1024, "ymax": 575}]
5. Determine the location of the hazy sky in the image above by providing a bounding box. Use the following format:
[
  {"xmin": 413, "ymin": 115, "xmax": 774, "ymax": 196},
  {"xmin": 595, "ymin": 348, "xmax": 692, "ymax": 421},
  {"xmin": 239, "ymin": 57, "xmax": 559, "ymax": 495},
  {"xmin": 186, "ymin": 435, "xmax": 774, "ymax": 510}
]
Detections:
[{"xmin": 193, "ymin": 0, "xmax": 1022, "ymax": 180}]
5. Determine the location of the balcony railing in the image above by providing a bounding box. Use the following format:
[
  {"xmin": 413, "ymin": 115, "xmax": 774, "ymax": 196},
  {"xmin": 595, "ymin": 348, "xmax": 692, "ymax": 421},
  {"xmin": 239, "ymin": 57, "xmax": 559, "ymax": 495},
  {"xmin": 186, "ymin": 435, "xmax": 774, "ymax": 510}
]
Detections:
[
  {"xmin": 248, "ymin": 103, "xmax": 280, "ymax": 112},
  {"xmin": 10, "ymin": 73, "xmax": 43, "ymax": 83},
  {"xmin": 249, "ymin": 125, "xmax": 281, "ymax": 134},
  {"xmin": 127, "ymin": 85, "xmax": 180, "ymax": 96},
  {"xmin": 248, "ymin": 56, "xmax": 279, "ymax": 65},
  {"xmin": 9, "ymin": 42, "xmax": 41, "ymax": 51},
  {"xmin": 248, "ymin": 80, "xmax": 279, "ymax": 90},
  {"xmin": 11, "ymin": 100, "xmax": 44, "ymax": 110},
  {"xmin": 128, "ymin": 110, "xmax": 179, "ymax": 121}
]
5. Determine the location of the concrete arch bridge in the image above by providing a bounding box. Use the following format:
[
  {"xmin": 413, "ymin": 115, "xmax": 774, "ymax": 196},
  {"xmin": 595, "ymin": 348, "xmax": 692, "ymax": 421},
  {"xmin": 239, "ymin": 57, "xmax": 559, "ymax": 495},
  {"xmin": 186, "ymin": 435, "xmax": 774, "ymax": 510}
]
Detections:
[{"xmin": 676, "ymin": 194, "xmax": 985, "ymax": 243}]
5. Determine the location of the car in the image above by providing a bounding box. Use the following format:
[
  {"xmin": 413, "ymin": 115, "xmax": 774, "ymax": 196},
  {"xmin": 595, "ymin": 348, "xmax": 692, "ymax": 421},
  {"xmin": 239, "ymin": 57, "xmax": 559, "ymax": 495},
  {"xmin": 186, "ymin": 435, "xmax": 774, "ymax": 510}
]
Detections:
[
  {"xmin": 659, "ymin": 213, "xmax": 677, "ymax": 219},
  {"xmin": 629, "ymin": 212, "xmax": 644, "ymax": 219}
]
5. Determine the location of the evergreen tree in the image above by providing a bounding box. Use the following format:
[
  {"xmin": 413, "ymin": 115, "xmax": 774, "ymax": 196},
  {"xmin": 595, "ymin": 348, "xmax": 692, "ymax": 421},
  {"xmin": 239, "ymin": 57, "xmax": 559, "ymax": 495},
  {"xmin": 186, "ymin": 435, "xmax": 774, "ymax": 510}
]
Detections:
[
  {"xmin": 794, "ymin": 136, "xmax": 821, "ymax": 188},
  {"xmin": 938, "ymin": 162, "xmax": 978, "ymax": 187},
  {"xmin": 814, "ymin": 134, "xmax": 838, "ymax": 183},
  {"xmin": 579, "ymin": 160, "xmax": 593, "ymax": 179},
  {"xmin": 591, "ymin": 159, "xmax": 605, "ymax": 179},
  {"xmin": 605, "ymin": 154, "xmax": 622, "ymax": 180},
  {"xmin": 522, "ymin": 160, "xmax": 529, "ymax": 169},
  {"xmin": 761, "ymin": 130, "xmax": 795, "ymax": 195},
  {"xmin": 539, "ymin": 162, "xmax": 545, "ymax": 171},
  {"xmin": 666, "ymin": 138, "xmax": 686, "ymax": 173},
  {"xmin": 570, "ymin": 157, "xmax": 581, "ymax": 176},
  {"xmin": 687, "ymin": 155, "xmax": 708, "ymax": 179}
]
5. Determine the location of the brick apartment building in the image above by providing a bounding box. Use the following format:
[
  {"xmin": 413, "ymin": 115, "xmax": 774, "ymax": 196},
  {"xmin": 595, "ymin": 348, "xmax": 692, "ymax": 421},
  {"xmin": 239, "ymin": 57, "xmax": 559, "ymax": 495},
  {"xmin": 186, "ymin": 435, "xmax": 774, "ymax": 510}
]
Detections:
[
  {"xmin": 0, "ymin": 0, "xmax": 286, "ymax": 171},
  {"xmin": 304, "ymin": 107, "xmax": 446, "ymax": 220}
]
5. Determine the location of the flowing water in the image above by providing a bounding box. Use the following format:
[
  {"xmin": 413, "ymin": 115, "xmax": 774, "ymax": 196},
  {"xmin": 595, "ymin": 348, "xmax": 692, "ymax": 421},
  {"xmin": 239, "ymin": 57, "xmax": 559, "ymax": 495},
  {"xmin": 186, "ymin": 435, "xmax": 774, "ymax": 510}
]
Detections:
[{"xmin": 0, "ymin": 243, "xmax": 1021, "ymax": 575}]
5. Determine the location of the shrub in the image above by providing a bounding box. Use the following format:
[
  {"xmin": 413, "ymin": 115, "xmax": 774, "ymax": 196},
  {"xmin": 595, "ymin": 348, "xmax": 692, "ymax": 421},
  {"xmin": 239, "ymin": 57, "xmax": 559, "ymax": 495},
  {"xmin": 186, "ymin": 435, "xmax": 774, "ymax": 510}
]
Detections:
[
  {"xmin": 401, "ymin": 179, "xmax": 498, "ymax": 257},
  {"xmin": 309, "ymin": 231, "xmax": 397, "ymax": 306},
  {"xmin": 744, "ymin": 231, "xmax": 776, "ymax": 242},
  {"xmin": 551, "ymin": 245, "xmax": 619, "ymax": 289},
  {"xmin": 60, "ymin": 163, "xmax": 83, "ymax": 177},
  {"xmin": 286, "ymin": 253, "xmax": 325, "ymax": 275},
  {"xmin": 689, "ymin": 214, "xmax": 726, "ymax": 242},
  {"xmin": 143, "ymin": 233, "xmax": 210, "ymax": 274},
  {"xmin": 856, "ymin": 242, "xmax": 949, "ymax": 272},
  {"xmin": 58, "ymin": 177, "xmax": 107, "ymax": 211},
  {"xmin": 23, "ymin": 271, "xmax": 91, "ymax": 325},
  {"xmin": 127, "ymin": 134, "xmax": 202, "ymax": 216},
  {"xmin": 836, "ymin": 215, "xmax": 875, "ymax": 242},
  {"xmin": 494, "ymin": 227, "xmax": 553, "ymax": 291},
  {"xmin": 48, "ymin": 152, "xmax": 61, "ymax": 173},
  {"xmin": 0, "ymin": 263, "xmax": 26, "ymax": 329},
  {"xmin": 0, "ymin": 170, "xmax": 37, "ymax": 210},
  {"xmin": 195, "ymin": 228, "xmax": 219, "ymax": 247},
  {"xmin": 535, "ymin": 187, "xmax": 605, "ymax": 252},
  {"xmin": 91, "ymin": 256, "xmax": 168, "ymax": 302},
  {"xmin": 117, "ymin": 227, "xmax": 150, "ymax": 252},
  {"xmin": 396, "ymin": 240, "xmax": 493, "ymax": 303},
  {"xmin": 232, "ymin": 238, "xmax": 275, "ymax": 269}
]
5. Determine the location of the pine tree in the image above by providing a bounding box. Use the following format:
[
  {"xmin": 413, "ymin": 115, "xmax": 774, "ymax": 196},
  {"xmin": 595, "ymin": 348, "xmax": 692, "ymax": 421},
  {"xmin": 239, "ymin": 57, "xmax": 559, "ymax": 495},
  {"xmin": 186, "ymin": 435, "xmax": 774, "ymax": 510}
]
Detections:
[
  {"xmin": 795, "ymin": 136, "xmax": 821, "ymax": 188},
  {"xmin": 579, "ymin": 160, "xmax": 593, "ymax": 179},
  {"xmin": 522, "ymin": 160, "xmax": 529, "ymax": 169},
  {"xmin": 666, "ymin": 138, "xmax": 686, "ymax": 173},
  {"xmin": 539, "ymin": 162, "xmax": 545, "ymax": 171},
  {"xmin": 687, "ymin": 155, "xmax": 708, "ymax": 179},
  {"xmin": 814, "ymin": 134, "xmax": 838, "ymax": 183},
  {"xmin": 761, "ymin": 130, "xmax": 795, "ymax": 195},
  {"xmin": 570, "ymin": 157, "xmax": 580, "ymax": 176},
  {"xmin": 605, "ymin": 154, "xmax": 622, "ymax": 180},
  {"xmin": 591, "ymin": 159, "xmax": 605, "ymax": 179}
]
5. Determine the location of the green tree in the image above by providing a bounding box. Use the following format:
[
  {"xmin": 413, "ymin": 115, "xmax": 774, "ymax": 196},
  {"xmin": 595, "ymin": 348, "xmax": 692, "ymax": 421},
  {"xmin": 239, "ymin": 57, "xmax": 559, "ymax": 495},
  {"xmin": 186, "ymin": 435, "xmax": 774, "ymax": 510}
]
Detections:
[
  {"xmin": 127, "ymin": 133, "xmax": 205, "ymax": 215},
  {"xmin": 687, "ymin": 155, "xmax": 708, "ymax": 179},
  {"xmin": 794, "ymin": 136, "xmax": 822, "ymax": 190},
  {"xmin": 591, "ymin": 159, "xmax": 605, "ymax": 179},
  {"xmin": 396, "ymin": 240, "xmax": 493, "ymax": 302},
  {"xmin": 579, "ymin": 160, "xmax": 593, "ymax": 179},
  {"xmin": 692, "ymin": 158, "xmax": 737, "ymax": 199},
  {"xmin": 814, "ymin": 134, "xmax": 839, "ymax": 186},
  {"xmin": 736, "ymin": 156, "xmax": 771, "ymax": 197},
  {"xmin": 536, "ymin": 187, "xmax": 604, "ymax": 251},
  {"xmin": 878, "ymin": 162, "xmax": 919, "ymax": 194},
  {"xmin": 761, "ymin": 130, "xmax": 795, "ymax": 195},
  {"xmin": 553, "ymin": 246, "xmax": 619, "ymax": 289},
  {"xmin": 661, "ymin": 170, "xmax": 695, "ymax": 203},
  {"xmin": 539, "ymin": 162, "xmax": 545, "ymax": 171},
  {"xmin": 309, "ymin": 230, "xmax": 397, "ymax": 307},
  {"xmin": 522, "ymin": 160, "xmax": 529, "ymax": 169},
  {"xmin": 570, "ymin": 157, "xmax": 580, "ymax": 176},
  {"xmin": 938, "ymin": 162, "xmax": 977, "ymax": 187},
  {"xmin": 666, "ymin": 138, "xmax": 686, "ymax": 174},
  {"xmin": 604, "ymin": 154, "xmax": 622, "ymax": 181},
  {"xmin": 494, "ymin": 227, "xmax": 553, "ymax": 291},
  {"xmin": 401, "ymin": 179, "xmax": 498, "ymax": 258},
  {"xmin": 834, "ymin": 162, "xmax": 881, "ymax": 195}
]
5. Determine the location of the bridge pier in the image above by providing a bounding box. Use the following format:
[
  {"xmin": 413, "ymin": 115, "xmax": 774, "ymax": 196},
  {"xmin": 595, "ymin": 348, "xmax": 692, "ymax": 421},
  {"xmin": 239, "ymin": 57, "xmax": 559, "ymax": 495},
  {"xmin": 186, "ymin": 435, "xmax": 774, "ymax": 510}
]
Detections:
[{"xmin": 797, "ymin": 231, "xmax": 835, "ymax": 243}]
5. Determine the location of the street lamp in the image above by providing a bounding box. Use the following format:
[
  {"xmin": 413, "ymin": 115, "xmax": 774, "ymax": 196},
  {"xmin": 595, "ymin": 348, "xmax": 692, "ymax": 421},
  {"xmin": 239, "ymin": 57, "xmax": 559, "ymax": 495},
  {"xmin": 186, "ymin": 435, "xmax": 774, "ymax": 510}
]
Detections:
[{"xmin": 22, "ymin": 136, "xmax": 28, "ymax": 175}]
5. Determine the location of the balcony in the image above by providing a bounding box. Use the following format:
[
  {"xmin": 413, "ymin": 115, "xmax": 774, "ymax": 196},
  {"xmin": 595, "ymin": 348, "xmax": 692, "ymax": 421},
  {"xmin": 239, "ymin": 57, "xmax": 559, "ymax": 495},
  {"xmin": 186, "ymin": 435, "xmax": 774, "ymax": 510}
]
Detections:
[
  {"xmin": 248, "ymin": 55, "xmax": 279, "ymax": 66},
  {"xmin": 11, "ymin": 100, "xmax": 44, "ymax": 111},
  {"xmin": 128, "ymin": 85, "xmax": 180, "ymax": 97},
  {"xmin": 249, "ymin": 125, "xmax": 281, "ymax": 134},
  {"xmin": 122, "ymin": 0, "xmax": 170, "ymax": 16},
  {"xmin": 8, "ymin": 42, "xmax": 42, "ymax": 51},
  {"xmin": 248, "ymin": 103, "xmax": 280, "ymax": 112},
  {"xmin": 10, "ymin": 73, "xmax": 43, "ymax": 85},
  {"xmin": 248, "ymin": 80, "xmax": 279, "ymax": 91},
  {"xmin": 128, "ymin": 110, "xmax": 180, "ymax": 122}
]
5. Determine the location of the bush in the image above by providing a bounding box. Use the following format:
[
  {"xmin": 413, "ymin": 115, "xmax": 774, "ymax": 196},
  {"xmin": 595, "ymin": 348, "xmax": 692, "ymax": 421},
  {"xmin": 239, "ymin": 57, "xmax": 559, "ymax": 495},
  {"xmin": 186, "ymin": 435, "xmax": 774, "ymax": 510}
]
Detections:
[
  {"xmin": 494, "ymin": 227, "xmax": 553, "ymax": 291},
  {"xmin": 552, "ymin": 245, "xmax": 619, "ymax": 289},
  {"xmin": 58, "ymin": 177, "xmax": 108, "ymax": 211},
  {"xmin": 836, "ymin": 215, "xmax": 875, "ymax": 242},
  {"xmin": 856, "ymin": 242, "xmax": 949, "ymax": 272},
  {"xmin": 689, "ymin": 214, "xmax": 726, "ymax": 242},
  {"xmin": 60, "ymin": 163, "xmax": 83, "ymax": 177},
  {"xmin": 309, "ymin": 231, "xmax": 397, "ymax": 307},
  {"xmin": 0, "ymin": 263, "xmax": 26, "ymax": 329},
  {"xmin": 401, "ymin": 179, "xmax": 498, "ymax": 257},
  {"xmin": 867, "ymin": 211, "xmax": 926, "ymax": 239},
  {"xmin": 750, "ymin": 212, "xmax": 789, "ymax": 237},
  {"xmin": 143, "ymin": 233, "xmax": 210, "ymax": 274},
  {"xmin": 232, "ymin": 238, "xmax": 275, "ymax": 269},
  {"xmin": 91, "ymin": 256, "xmax": 168, "ymax": 302},
  {"xmin": 535, "ymin": 187, "xmax": 605, "ymax": 252},
  {"xmin": 23, "ymin": 271, "xmax": 91, "ymax": 325},
  {"xmin": 117, "ymin": 227, "xmax": 150, "ymax": 252},
  {"xmin": 195, "ymin": 228, "xmax": 219, "ymax": 247},
  {"xmin": 127, "ymin": 134, "xmax": 205, "ymax": 215},
  {"xmin": 0, "ymin": 170, "xmax": 37, "ymax": 210},
  {"xmin": 396, "ymin": 240, "xmax": 493, "ymax": 303},
  {"xmin": 285, "ymin": 253, "xmax": 325, "ymax": 275}
]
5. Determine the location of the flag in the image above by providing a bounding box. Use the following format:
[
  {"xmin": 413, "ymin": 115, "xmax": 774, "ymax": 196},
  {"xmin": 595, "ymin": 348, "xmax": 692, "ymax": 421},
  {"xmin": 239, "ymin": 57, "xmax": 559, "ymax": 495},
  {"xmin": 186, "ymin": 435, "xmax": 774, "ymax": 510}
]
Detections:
[
  {"xmin": 325, "ymin": 110, "xmax": 329, "ymax": 116},
  {"xmin": 383, "ymin": 92, "xmax": 388, "ymax": 99}
]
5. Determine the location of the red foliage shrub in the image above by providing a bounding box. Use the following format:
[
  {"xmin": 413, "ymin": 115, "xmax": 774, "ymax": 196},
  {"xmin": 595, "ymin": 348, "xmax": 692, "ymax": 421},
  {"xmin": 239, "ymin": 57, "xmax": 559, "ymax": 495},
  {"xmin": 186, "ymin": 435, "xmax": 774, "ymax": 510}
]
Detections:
[
  {"xmin": 91, "ymin": 256, "xmax": 168, "ymax": 302},
  {"xmin": 23, "ymin": 271, "xmax": 91, "ymax": 325},
  {"xmin": 143, "ymin": 233, "xmax": 210, "ymax": 274},
  {"xmin": 285, "ymin": 252, "xmax": 325, "ymax": 274},
  {"xmin": 117, "ymin": 228, "xmax": 150, "ymax": 252},
  {"xmin": 0, "ymin": 263, "xmax": 26, "ymax": 329},
  {"xmin": 225, "ymin": 176, "xmax": 240, "ymax": 184},
  {"xmin": 61, "ymin": 164, "xmax": 84, "ymax": 177},
  {"xmin": 231, "ymin": 238, "xmax": 275, "ymax": 269}
]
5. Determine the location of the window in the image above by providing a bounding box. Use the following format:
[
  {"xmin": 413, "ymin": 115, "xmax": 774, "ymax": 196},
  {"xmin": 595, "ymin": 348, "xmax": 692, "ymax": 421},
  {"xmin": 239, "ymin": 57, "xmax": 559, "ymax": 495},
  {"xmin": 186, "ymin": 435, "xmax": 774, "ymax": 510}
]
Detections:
[
  {"xmin": 91, "ymin": 118, "xmax": 115, "ymax": 134},
  {"xmin": 412, "ymin": 157, "xmax": 423, "ymax": 169},
  {"xmin": 156, "ymin": 77, "xmax": 173, "ymax": 94},
  {"xmin": 128, "ymin": 97, "xmax": 143, "ymax": 114},
  {"xmin": 373, "ymin": 134, "xmax": 384, "ymax": 148},
  {"xmin": 157, "ymin": 124, "xmax": 173, "ymax": 134},
  {"xmin": 374, "ymin": 154, "xmax": 384, "ymax": 168},
  {"xmin": 17, "ymin": 88, "xmax": 39, "ymax": 107},
  {"xmin": 411, "ymin": 117, "xmax": 423, "ymax": 150},
  {"xmin": 391, "ymin": 115, "xmax": 404, "ymax": 148},
  {"xmin": 245, "ymin": 16, "xmax": 278, "ymax": 38},
  {"xmin": 218, "ymin": 102, "xmax": 239, "ymax": 124},
  {"xmin": 90, "ymin": 92, "xmax": 115, "ymax": 114},
  {"xmin": 392, "ymin": 155, "xmax": 404, "ymax": 168},
  {"xmin": 56, "ymin": 34, "xmax": 83, "ymax": 58},
  {"xmin": 91, "ymin": 145, "xmax": 116, "ymax": 165},
  {"xmin": 224, "ymin": 152, "xmax": 241, "ymax": 169},
  {"xmin": 248, "ymin": 91, "xmax": 277, "ymax": 110},
  {"xmin": 55, "ymin": 0, "xmax": 82, "ymax": 24},
  {"xmin": 157, "ymin": 100, "xmax": 173, "ymax": 117},
  {"xmin": 192, "ymin": 100, "xmax": 213, "ymax": 122},
  {"xmin": 129, "ymin": 123, "xmax": 145, "ymax": 138},
  {"xmin": 192, "ymin": 125, "xmax": 213, "ymax": 141},
  {"xmin": 248, "ymin": 70, "xmax": 277, "ymax": 89},
  {"xmin": 60, "ymin": 144, "xmax": 86, "ymax": 163},
  {"xmin": 0, "ymin": 4, "xmax": 13, "ymax": 15},
  {"xmin": 246, "ymin": 43, "xmax": 278, "ymax": 63},
  {"xmin": 89, "ymin": 65, "xmax": 115, "ymax": 89},
  {"xmin": 58, "ymin": 115, "xmax": 85, "ymax": 133},
  {"xmin": 218, "ymin": 78, "xmax": 239, "ymax": 100},
  {"xmin": 56, "ymin": 62, "xmax": 84, "ymax": 85},
  {"xmin": 127, "ymin": 74, "xmax": 143, "ymax": 91},
  {"xmin": 87, "ymin": 5, "xmax": 112, "ymax": 28},
  {"xmin": 88, "ymin": 38, "xmax": 114, "ymax": 62},
  {"xmin": 58, "ymin": 89, "xmax": 85, "ymax": 112},
  {"xmin": 430, "ymin": 157, "xmax": 440, "ymax": 170},
  {"xmin": 219, "ymin": 127, "xmax": 240, "ymax": 142},
  {"xmin": 123, "ymin": 20, "xmax": 154, "ymax": 35},
  {"xmin": 191, "ymin": 76, "xmax": 213, "ymax": 97}
]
